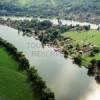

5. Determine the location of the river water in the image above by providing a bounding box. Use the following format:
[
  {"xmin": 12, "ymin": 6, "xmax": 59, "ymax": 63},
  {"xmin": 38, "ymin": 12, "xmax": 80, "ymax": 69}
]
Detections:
[
  {"xmin": 0, "ymin": 16, "xmax": 99, "ymax": 29},
  {"xmin": 0, "ymin": 24, "xmax": 100, "ymax": 100}
]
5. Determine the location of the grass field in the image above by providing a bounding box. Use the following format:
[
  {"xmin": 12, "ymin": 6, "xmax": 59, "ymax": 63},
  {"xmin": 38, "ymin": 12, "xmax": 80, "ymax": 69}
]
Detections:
[
  {"xmin": 62, "ymin": 30, "xmax": 100, "ymax": 66},
  {"xmin": 0, "ymin": 47, "xmax": 34, "ymax": 100},
  {"xmin": 62, "ymin": 30, "xmax": 100, "ymax": 45}
]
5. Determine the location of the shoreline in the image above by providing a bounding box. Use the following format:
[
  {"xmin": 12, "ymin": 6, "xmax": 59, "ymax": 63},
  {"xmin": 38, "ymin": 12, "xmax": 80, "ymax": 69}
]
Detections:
[
  {"xmin": 0, "ymin": 37, "xmax": 56, "ymax": 100},
  {"xmin": 0, "ymin": 16, "xmax": 99, "ymax": 29},
  {"xmin": 0, "ymin": 23, "xmax": 97, "ymax": 67},
  {"xmin": 0, "ymin": 18, "xmax": 100, "ymax": 80}
]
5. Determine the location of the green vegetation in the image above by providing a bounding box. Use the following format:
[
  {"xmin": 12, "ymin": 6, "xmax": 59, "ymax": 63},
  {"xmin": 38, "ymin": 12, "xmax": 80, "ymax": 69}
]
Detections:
[
  {"xmin": 0, "ymin": 17, "xmax": 99, "ymax": 83},
  {"xmin": 1, "ymin": 18, "xmax": 99, "ymax": 67},
  {"xmin": 0, "ymin": 48, "xmax": 33, "ymax": 100},
  {"xmin": 0, "ymin": 0, "xmax": 99, "ymax": 23},
  {"xmin": 62, "ymin": 29, "xmax": 100, "ymax": 83},
  {"xmin": 0, "ymin": 38, "xmax": 55, "ymax": 100},
  {"xmin": 1, "ymin": 0, "xmax": 99, "ymax": 9},
  {"xmin": 62, "ymin": 30, "xmax": 100, "ymax": 66},
  {"xmin": 62, "ymin": 30, "xmax": 100, "ymax": 45}
]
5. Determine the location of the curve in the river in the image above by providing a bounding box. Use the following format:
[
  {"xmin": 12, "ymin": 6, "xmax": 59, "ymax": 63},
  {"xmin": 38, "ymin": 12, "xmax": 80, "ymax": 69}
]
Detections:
[
  {"xmin": 1, "ymin": 16, "xmax": 99, "ymax": 29},
  {"xmin": 0, "ymin": 24, "xmax": 100, "ymax": 100}
]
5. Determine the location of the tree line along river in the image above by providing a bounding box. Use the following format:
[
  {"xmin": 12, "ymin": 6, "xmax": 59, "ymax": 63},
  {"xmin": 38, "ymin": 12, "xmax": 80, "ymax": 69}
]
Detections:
[{"xmin": 0, "ymin": 17, "xmax": 100, "ymax": 100}]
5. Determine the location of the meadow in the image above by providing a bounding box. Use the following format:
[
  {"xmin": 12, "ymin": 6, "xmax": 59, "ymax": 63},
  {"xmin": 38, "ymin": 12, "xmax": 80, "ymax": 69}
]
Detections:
[
  {"xmin": 0, "ymin": 47, "xmax": 34, "ymax": 100},
  {"xmin": 63, "ymin": 30, "xmax": 100, "ymax": 45}
]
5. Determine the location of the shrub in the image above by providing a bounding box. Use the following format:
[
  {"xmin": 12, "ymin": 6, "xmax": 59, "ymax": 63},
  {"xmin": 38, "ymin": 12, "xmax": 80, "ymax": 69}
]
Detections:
[{"xmin": 73, "ymin": 55, "xmax": 82, "ymax": 66}]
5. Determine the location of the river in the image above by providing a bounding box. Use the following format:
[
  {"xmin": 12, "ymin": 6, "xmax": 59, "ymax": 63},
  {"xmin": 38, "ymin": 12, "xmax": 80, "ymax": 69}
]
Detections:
[
  {"xmin": 0, "ymin": 16, "xmax": 99, "ymax": 29},
  {"xmin": 0, "ymin": 24, "xmax": 100, "ymax": 100}
]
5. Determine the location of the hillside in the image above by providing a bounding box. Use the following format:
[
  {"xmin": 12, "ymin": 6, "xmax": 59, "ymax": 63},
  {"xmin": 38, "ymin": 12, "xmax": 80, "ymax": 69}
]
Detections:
[
  {"xmin": 0, "ymin": 0, "xmax": 100, "ymax": 23},
  {"xmin": 0, "ymin": 0, "xmax": 99, "ymax": 12},
  {"xmin": 0, "ymin": 0, "xmax": 100, "ymax": 10}
]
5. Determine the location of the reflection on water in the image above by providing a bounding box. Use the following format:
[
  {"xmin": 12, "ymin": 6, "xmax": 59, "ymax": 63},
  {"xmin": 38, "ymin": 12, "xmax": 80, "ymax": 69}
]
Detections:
[{"xmin": 0, "ymin": 25, "xmax": 100, "ymax": 100}]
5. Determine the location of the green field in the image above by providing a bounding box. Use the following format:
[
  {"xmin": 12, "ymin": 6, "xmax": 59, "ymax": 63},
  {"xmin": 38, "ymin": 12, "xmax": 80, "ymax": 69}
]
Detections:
[
  {"xmin": 0, "ymin": 48, "xmax": 34, "ymax": 100},
  {"xmin": 62, "ymin": 30, "xmax": 100, "ymax": 45},
  {"xmin": 62, "ymin": 30, "xmax": 100, "ymax": 66}
]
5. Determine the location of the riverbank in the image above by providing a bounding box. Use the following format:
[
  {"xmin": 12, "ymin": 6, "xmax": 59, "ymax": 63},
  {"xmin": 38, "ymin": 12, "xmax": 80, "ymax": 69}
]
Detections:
[
  {"xmin": 0, "ymin": 16, "xmax": 99, "ymax": 29},
  {"xmin": 0, "ymin": 23, "xmax": 100, "ymax": 100},
  {"xmin": 0, "ymin": 17, "xmax": 99, "ymax": 73},
  {"xmin": 62, "ymin": 30, "xmax": 100, "ymax": 65},
  {"xmin": 0, "ymin": 37, "xmax": 55, "ymax": 100}
]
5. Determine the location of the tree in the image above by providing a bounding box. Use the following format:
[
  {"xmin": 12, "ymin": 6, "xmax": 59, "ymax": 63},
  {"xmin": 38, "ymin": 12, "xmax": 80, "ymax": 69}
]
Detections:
[
  {"xmin": 63, "ymin": 49, "xmax": 68, "ymax": 58},
  {"xmin": 90, "ymin": 59, "xmax": 97, "ymax": 66},
  {"xmin": 93, "ymin": 47, "xmax": 100, "ymax": 53},
  {"xmin": 95, "ymin": 75, "xmax": 100, "ymax": 84},
  {"xmin": 19, "ymin": 57, "xmax": 30, "ymax": 70},
  {"xmin": 38, "ymin": 20, "xmax": 52, "ymax": 30},
  {"xmin": 83, "ymin": 25, "xmax": 90, "ymax": 31},
  {"xmin": 42, "ymin": 88, "xmax": 55, "ymax": 100},
  {"xmin": 73, "ymin": 55, "xmax": 82, "ymax": 66},
  {"xmin": 96, "ymin": 60, "xmax": 100, "ymax": 69}
]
